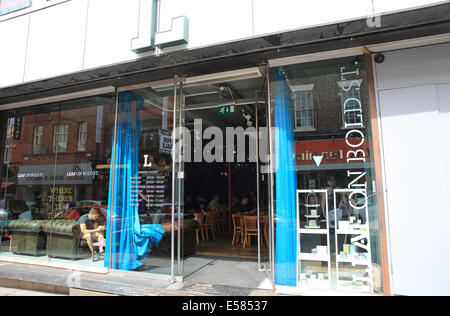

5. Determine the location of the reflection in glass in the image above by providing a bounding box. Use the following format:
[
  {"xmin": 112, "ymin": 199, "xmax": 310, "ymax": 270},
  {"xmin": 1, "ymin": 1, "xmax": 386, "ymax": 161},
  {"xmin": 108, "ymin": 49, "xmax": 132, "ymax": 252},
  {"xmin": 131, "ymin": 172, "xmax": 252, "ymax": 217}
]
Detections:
[
  {"xmin": 106, "ymin": 86, "xmax": 176, "ymax": 275},
  {"xmin": 270, "ymin": 56, "xmax": 383, "ymax": 293},
  {"xmin": 0, "ymin": 94, "xmax": 116, "ymax": 266}
]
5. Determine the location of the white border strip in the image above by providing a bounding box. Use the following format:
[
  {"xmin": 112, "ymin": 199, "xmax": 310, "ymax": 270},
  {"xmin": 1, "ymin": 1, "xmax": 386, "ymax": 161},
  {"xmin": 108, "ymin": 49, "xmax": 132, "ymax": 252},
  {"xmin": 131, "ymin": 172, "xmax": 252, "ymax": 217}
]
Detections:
[
  {"xmin": 0, "ymin": 86, "xmax": 116, "ymax": 111},
  {"xmin": 269, "ymin": 47, "xmax": 364, "ymax": 67},
  {"xmin": 371, "ymin": 55, "xmax": 395, "ymax": 295},
  {"xmin": 269, "ymin": 33, "xmax": 450, "ymax": 68},
  {"xmin": 366, "ymin": 33, "xmax": 450, "ymax": 53}
]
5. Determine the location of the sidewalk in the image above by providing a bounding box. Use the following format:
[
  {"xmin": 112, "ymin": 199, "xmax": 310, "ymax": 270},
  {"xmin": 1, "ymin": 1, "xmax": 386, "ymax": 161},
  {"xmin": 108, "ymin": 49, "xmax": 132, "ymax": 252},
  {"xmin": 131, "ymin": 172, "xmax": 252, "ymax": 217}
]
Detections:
[
  {"xmin": 0, "ymin": 286, "xmax": 67, "ymax": 296},
  {"xmin": 0, "ymin": 261, "xmax": 279, "ymax": 296}
]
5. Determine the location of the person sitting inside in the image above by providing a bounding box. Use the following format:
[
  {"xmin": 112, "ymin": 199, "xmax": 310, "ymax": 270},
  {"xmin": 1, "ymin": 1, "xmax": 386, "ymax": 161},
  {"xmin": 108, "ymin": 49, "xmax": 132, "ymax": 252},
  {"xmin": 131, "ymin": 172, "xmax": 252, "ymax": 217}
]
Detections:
[
  {"xmin": 196, "ymin": 196, "xmax": 207, "ymax": 212},
  {"xmin": 208, "ymin": 194, "xmax": 220, "ymax": 212},
  {"xmin": 234, "ymin": 196, "xmax": 256, "ymax": 214},
  {"xmin": 77, "ymin": 208, "xmax": 106, "ymax": 261},
  {"xmin": 184, "ymin": 194, "xmax": 196, "ymax": 212}
]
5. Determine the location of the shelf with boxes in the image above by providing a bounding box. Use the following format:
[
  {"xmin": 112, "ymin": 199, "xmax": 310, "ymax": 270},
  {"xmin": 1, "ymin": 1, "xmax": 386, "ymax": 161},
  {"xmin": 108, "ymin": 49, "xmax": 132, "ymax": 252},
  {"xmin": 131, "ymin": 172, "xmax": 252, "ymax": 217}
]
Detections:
[{"xmin": 296, "ymin": 190, "xmax": 331, "ymax": 289}]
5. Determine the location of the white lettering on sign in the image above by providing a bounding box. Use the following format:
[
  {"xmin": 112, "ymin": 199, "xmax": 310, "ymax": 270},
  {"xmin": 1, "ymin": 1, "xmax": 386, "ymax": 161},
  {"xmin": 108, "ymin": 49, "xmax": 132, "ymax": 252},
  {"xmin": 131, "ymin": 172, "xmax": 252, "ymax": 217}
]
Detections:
[
  {"xmin": 341, "ymin": 66, "xmax": 368, "ymax": 210},
  {"xmin": 132, "ymin": 0, "xmax": 189, "ymax": 53}
]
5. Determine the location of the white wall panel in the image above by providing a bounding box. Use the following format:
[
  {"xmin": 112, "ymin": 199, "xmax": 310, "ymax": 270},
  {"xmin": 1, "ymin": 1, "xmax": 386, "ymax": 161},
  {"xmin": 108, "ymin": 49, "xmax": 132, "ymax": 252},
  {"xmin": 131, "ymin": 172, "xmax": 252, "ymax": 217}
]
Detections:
[
  {"xmin": 0, "ymin": 0, "xmax": 448, "ymax": 88},
  {"xmin": 377, "ymin": 43, "xmax": 450, "ymax": 295},
  {"xmin": 158, "ymin": 0, "xmax": 253, "ymax": 50},
  {"xmin": 375, "ymin": 42, "xmax": 450, "ymax": 90},
  {"xmin": 83, "ymin": 0, "xmax": 140, "ymax": 69},
  {"xmin": 253, "ymin": 0, "xmax": 373, "ymax": 36},
  {"xmin": 23, "ymin": 0, "xmax": 89, "ymax": 82},
  {"xmin": 379, "ymin": 84, "xmax": 450, "ymax": 296},
  {"xmin": 0, "ymin": 15, "xmax": 29, "ymax": 87},
  {"xmin": 373, "ymin": 0, "xmax": 447, "ymax": 14}
]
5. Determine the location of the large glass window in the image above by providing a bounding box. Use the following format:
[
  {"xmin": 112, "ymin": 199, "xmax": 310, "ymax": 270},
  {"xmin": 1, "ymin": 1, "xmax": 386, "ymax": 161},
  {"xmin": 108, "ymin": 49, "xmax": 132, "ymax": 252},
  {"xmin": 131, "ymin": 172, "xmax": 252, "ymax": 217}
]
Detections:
[
  {"xmin": 106, "ymin": 83, "xmax": 178, "ymax": 276},
  {"xmin": 270, "ymin": 56, "xmax": 384, "ymax": 294},
  {"xmin": 0, "ymin": 93, "xmax": 116, "ymax": 268}
]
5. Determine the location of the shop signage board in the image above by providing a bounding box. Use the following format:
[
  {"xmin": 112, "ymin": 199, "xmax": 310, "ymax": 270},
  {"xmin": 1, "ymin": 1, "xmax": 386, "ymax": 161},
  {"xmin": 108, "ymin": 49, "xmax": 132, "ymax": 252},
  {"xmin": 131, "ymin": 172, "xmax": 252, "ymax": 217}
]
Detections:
[
  {"xmin": 159, "ymin": 129, "xmax": 172, "ymax": 155},
  {"xmin": 95, "ymin": 106, "xmax": 103, "ymax": 144},
  {"xmin": 17, "ymin": 163, "xmax": 95, "ymax": 185},
  {"xmin": 295, "ymin": 138, "xmax": 371, "ymax": 165},
  {"xmin": 13, "ymin": 116, "xmax": 22, "ymax": 140}
]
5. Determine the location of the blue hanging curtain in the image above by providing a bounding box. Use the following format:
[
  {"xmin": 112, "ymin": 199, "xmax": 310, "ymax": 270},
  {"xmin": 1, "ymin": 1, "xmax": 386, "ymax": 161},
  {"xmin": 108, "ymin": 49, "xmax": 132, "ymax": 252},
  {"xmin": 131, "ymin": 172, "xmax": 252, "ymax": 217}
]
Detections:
[
  {"xmin": 105, "ymin": 92, "xmax": 165, "ymax": 271},
  {"xmin": 274, "ymin": 68, "xmax": 298, "ymax": 286}
]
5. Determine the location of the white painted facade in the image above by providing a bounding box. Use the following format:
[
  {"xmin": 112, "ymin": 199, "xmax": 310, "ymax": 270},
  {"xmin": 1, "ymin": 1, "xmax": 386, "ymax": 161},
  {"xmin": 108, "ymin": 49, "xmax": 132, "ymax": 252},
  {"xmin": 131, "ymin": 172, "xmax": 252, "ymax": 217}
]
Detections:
[
  {"xmin": 0, "ymin": 0, "xmax": 448, "ymax": 88},
  {"xmin": 375, "ymin": 42, "xmax": 450, "ymax": 296}
]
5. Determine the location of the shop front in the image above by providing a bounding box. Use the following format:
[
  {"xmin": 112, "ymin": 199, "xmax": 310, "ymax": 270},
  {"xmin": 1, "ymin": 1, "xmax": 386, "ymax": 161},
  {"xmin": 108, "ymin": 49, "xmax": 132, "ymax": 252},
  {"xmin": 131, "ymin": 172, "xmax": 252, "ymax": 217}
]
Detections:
[{"xmin": 0, "ymin": 50, "xmax": 390, "ymax": 295}]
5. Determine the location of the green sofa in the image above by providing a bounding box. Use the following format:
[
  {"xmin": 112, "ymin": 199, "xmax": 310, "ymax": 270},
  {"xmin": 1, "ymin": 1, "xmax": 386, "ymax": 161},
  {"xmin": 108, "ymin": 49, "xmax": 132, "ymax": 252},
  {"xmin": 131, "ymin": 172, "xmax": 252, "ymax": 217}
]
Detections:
[
  {"xmin": 7, "ymin": 218, "xmax": 199, "ymax": 260},
  {"xmin": 8, "ymin": 220, "xmax": 47, "ymax": 256},
  {"xmin": 7, "ymin": 220, "xmax": 91, "ymax": 259},
  {"xmin": 42, "ymin": 220, "xmax": 92, "ymax": 260}
]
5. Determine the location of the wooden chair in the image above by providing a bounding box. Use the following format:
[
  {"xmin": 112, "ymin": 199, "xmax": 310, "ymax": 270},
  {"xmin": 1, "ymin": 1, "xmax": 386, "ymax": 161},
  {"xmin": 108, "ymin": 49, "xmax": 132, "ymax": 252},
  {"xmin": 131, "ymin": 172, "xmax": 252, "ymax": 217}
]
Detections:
[
  {"xmin": 243, "ymin": 216, "xmax": 261, "ymax": 248},
  {"xmin": 231, "ymin": 213, "xmax": 243, "ymax": 246},
  {"xmin": 203, "ymin": 212, "xmax": 216, "ymax": 241},
  {"xmin": 194, "ymin": 212, "xmax": 205, "ymax": 244}
]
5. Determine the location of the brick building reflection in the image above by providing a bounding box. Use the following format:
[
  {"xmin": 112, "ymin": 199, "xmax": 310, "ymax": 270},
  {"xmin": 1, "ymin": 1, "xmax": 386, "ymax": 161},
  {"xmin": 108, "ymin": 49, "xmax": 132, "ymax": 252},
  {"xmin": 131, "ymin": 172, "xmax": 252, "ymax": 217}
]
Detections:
[{"xmin": 2, "ymin": 105, "xmax": 115, "ymax": 218}]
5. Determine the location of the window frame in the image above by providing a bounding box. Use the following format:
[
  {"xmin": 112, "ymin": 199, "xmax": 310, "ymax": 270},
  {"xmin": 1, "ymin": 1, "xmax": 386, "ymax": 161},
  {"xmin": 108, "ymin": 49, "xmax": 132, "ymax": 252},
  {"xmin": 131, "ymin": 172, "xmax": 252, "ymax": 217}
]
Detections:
[
  {"xmin": 77, "ymin": 121, "xmax": 88, "ymax": 152},
  {"xmin": 291, "ymin": 84, "xmax": 316, "ymax": 132},
  {"xmin": 32, "ymin": 125, "xmax": 43, "ymax": 155},
  {"xmin": 53, "ymin": 123, "xmax": 68, "ymax": 153}
]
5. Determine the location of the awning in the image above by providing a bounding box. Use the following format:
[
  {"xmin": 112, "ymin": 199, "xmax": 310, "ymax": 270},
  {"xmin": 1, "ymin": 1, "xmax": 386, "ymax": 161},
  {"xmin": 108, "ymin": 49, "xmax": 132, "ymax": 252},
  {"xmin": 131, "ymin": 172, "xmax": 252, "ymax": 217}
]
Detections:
[{"xmin": 18, "ymin": 163, "xmax": 95, "ymax": 185}]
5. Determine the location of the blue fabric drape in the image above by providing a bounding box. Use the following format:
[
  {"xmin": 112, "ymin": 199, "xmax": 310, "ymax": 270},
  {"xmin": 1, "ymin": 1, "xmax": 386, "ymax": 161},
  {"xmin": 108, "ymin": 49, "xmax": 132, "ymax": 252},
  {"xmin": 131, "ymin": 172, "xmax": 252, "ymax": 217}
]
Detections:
[
  {"xmin": 274, "ymin": 68, "xmax": 298, "ymax": 286},
  {"xmin": 105, "ymin": 92, "xmax": 165, "ymax": 271}
]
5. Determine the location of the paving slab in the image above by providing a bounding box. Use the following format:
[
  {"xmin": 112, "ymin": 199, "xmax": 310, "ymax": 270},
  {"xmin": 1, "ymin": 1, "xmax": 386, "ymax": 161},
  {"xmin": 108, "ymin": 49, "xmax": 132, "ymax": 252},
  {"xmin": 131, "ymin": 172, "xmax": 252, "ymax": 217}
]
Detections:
[
  {"xmin": 0, "ymin": 261, "xmax": 265, "ymax": 296},
  {"xmin": 0, "ymin": 286, "xmax": 66, "ymax": 296}
]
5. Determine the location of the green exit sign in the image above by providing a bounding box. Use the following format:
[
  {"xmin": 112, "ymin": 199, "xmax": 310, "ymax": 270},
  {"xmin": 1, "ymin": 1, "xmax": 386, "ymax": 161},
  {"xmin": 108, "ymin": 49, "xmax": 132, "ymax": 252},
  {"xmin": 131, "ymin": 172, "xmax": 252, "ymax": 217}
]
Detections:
[{"xmin": 218, "ymin": 105, "xmax": 235, "ymax": 115}]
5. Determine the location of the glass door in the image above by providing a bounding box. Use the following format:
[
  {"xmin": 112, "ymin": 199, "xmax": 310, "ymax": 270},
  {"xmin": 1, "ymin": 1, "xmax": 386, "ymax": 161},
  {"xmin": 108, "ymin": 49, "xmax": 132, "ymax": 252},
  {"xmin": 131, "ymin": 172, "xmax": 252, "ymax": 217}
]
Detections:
[
  {"xmin": 107, "ymin": 79, "xmax": 178, "ymax": 278},
  {"xmin": 256, "ymin": 86, "xmax": 274, "ymax": 289},
  {"xmin": 172, "ymin": 76, "xmax": 185, "ymax": 281},
  {"xmin": 175, "ymin": 67, "xmax": 274, "ymax": 289}
]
